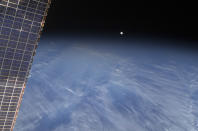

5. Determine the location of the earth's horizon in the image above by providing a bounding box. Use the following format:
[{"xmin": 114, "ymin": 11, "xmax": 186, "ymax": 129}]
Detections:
[{"xmin": 14, "ymin": 36, "xmax": 198, "ymax": 131}]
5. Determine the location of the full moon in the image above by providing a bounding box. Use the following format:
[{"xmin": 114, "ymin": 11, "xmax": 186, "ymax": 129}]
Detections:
[{"xmin": 120, "ymin": 31, "xmax": 124, "ymax": 36}]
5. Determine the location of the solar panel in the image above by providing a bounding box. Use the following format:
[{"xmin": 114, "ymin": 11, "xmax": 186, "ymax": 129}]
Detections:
[{"xmin": 0, "ymin": 0, "xmax": 51, "ymax": 130}]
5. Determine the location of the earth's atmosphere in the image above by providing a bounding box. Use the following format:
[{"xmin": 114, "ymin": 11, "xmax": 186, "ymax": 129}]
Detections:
[{"xmin": 14, "ymin": 37, "xmax": 198, "ymax": 131}]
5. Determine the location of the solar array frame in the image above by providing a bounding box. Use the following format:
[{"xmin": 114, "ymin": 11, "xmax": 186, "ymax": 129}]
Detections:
[{"xmin": 0, "ymin": 0, "xmax": 51, "ymax": 130}]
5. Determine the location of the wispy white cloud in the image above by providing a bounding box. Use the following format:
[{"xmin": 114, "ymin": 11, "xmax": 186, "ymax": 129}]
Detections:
[{"xmin": 14, "ymin": 42, "xmax": 198, "ymax": 131}]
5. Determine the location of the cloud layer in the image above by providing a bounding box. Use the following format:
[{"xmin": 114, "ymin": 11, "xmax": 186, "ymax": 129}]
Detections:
[{"xmin": 14, "ymin": 39, "xmax": 198, "ymax": 131}]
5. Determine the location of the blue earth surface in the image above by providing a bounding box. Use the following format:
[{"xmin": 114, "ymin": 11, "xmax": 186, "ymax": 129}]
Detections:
[{"xmin": 14, "ymin": 36, "xmax": 198, "ymax": 131}]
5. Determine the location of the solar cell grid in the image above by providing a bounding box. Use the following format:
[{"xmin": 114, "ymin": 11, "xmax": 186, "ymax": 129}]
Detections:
[{"xmin": 0, "ymin": 0, "xmax": 51, "ymax": 130}]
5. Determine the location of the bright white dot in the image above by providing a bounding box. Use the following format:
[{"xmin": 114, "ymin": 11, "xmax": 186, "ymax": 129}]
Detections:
[{"xmin": 120, "ymin": 31, "xmax": 124, "ymax": 35}]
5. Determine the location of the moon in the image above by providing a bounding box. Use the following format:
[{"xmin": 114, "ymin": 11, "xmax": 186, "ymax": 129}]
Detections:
[{"xmin": 120, "ymin": 31, "xmax": 124, "ymax": 36}]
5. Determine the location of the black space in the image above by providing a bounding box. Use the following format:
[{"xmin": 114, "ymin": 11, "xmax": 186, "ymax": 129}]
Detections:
[{"xmin": 43, "ymin": 0, "xmax": 197, "ymax": 47}]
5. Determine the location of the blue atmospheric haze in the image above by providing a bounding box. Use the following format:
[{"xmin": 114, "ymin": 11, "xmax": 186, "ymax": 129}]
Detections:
[{"xmin": 14, "ymin": 37, "xmax": 198, "ymax": 131}]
